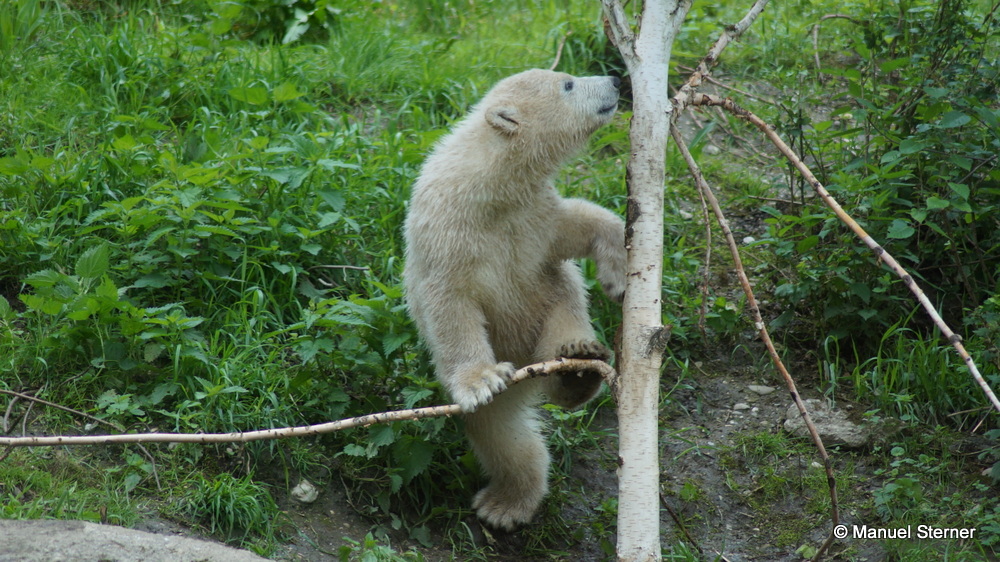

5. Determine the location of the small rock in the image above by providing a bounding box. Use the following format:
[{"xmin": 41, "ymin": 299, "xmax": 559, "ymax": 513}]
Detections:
[
  {"xmin": 291, "ymin": 479, "xmax": 319, "ymax": 504},
  {"xmin": 742, "ymin": 236, "xmax": 756, "ymax": 245},
  {"xmin": 784, "ymin": 399, "xmax": 872, "ymax": 449},
  {"xmin": 748, "ymin": 385, "xmax": 776, "ymax": 395},
  {"xmin": 678, "ymin": 209, "xmax": 694, "ymax": 220},
  {"xmin": 733, "ymin": 402, "xmax": 751, "ymax": 411},
  {"xmin": 704, "ymin": 144, "xmax": 721, "ymax": 155}
]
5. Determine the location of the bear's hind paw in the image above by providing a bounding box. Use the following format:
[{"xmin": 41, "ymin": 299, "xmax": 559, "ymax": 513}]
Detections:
[
  {"xmin": 556, "ymin": 340, "xmax": 611, "ymax": 362},
  {"xmin": 472, "ymin": 485, "xmax": 541, "ymax": 531}
]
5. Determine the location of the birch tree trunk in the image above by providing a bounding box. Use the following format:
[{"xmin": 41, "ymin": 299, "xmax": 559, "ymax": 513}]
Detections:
[{"xmin": 601, "ymin": 1, "xmax": 690, "ymax": 559}]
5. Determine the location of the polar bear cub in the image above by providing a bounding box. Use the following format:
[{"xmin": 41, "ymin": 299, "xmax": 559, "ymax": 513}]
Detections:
[{"xmin": 402, "ymin": 69, "xmax": 625, "ymax": 530}]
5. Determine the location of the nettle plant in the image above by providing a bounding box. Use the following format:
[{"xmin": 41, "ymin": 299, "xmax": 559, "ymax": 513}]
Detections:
[{"xmin": 761, "ymin": 0, "xmax": 1000, "ymax": 350}]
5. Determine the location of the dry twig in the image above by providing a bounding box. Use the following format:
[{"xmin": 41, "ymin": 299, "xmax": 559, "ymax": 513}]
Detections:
[
  {"xmin": 0, "ymin": 388, "xmax": 163, "ymax": 489},
  {"xmin": 550, "ymin": 31, "xmax": 573, "ymax": 70},
  {"xmin": 0, "ymin": 358, "xmax": 614, "ymax": 448},
  {"xmin": 810, "ymin": 15, "xmax": 859, "ymax": 82},
  {"xmin": 691, "ymin": 93, "xmax": 1000, "ymax": 418},
  {"xmin": 669, "ymin": 122, "xmax": 840, "ymax": 561}
]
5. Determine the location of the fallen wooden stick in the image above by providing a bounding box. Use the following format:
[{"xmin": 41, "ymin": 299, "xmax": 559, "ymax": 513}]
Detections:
[{"xmin": 0, "ymin": 358, "xmax": 614, "ymax": 448}]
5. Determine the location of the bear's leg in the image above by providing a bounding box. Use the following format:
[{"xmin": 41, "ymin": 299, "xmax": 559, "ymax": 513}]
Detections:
[
  {"xmin": 465, "ymin": 380, "xmax": 549, "ymax": 530},
  {"xmin": 535, "ymin": 264, "xmax": 609, "ymax": 409}
]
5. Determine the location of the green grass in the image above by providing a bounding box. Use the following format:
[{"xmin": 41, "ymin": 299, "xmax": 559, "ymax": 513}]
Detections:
[{"xmin": 0, "ymin": 0, "xmax": 997, "ymax": 560}]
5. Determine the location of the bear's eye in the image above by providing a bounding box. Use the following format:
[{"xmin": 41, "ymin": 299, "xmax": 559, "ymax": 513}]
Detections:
[{"xmin": 563, "ymin": 80, "xmax": 574, "ymax": 92}]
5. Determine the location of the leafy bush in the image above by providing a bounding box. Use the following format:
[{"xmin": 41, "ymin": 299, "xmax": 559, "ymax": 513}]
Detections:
[{"xmin": 760, "ymin": 0, "xmax": 1000, "ymax": 350}]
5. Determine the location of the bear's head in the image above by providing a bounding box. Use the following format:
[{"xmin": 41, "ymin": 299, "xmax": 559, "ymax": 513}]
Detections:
[{"xmin": 477, "ymin": 69, "xmax": 620, "ymax": 165}]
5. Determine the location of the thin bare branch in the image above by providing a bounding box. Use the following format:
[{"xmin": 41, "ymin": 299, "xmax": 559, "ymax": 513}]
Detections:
[
  {"xmin": 811, "ymin": 15, "xmax": 859, "ymax": 82},
  {"xmin": 672, "ymin": 0, "xmax": 771, "ymax": 115},
  {"xmin": 0, "ymin": 359, "xmax": 614, "ymax": 449},
  {"xmin": 692, "ymin": 92, "xmax": 1000, "ymax": 418},
  {"xmin": 550, "ymin": 31, "xmax": 572, "ymax": 70},
  {"xmin": 0, "ymin": 389, "xmax": 124, "ymax": 434},
  {"xmin": 670, "ymin": 122, "xmax": 840, "ymax": 560},
  {"xmin": 0, "ymin": 388, "xmax": 162, "ymax": 488}
]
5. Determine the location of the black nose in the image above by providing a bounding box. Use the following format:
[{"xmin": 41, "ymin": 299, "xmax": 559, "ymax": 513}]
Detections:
[{"xmin": 611, "ymin": 76, "xmax": 621, "ymax": 89}]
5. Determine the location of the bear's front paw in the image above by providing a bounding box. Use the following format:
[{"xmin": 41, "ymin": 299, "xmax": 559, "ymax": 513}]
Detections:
[
  {"xmin": 597, "ymin": 261, "xmax": 626, "ymax": 303},
  {"xmin": 452, "ymin": 362, "xmax": 516, "ymax": 412}
]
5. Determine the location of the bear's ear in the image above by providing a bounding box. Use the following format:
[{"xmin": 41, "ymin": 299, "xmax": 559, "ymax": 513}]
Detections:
[{"xmin": 486, "ymin": 106, "xmax": 521, "ymax": 135}]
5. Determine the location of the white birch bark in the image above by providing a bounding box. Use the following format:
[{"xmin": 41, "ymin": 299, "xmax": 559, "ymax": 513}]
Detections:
[{"xmin": 601, "ymin": 1, "xmax": 690, "ymax": 559}]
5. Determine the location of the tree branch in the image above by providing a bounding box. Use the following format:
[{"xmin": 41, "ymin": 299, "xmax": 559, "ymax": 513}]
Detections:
[
  {"xmin": 669, "ymin": 122, "xmax": 840, "ymax": 561},
  {"xmin": 600, "ymin": 0, "xmax": 636, "ymax": 64},
  {"xmin": 0, "ymin": 358, "xmax": 614, "ymax": 449},
  {"xmin": 672, "ymin": 0, "xmax": 771, "ymax": 116},
  {"xmin": 690, "ymin": 92, "xmax": 1000, "ymax": 418}
]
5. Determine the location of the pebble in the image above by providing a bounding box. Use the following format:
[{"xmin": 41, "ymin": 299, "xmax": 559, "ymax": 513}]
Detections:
[
  {"xmin": 733, "ymin": 402, "xmax": 751, "ymax": 411},
  {"xmin": 748, "ymin": 385, "xmax": 776, "ymax": 395}
]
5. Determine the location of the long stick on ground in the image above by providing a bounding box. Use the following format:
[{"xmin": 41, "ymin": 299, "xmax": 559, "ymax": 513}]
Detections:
[
  {"xmin": 0, "ymin": 358, "xmax": 614, "ymax": 448},
  {"xmin": 691, "ymin": 92, "xmax": 1000, "ymax": 417},
  {"xmin": 669, "ymin": 123, "xmax": 840, "ymax": 561}
]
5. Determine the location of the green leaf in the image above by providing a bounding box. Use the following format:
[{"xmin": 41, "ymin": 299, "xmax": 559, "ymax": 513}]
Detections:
[
  {"xmin": 257, "ymin": 166, "xmax": 309, "ymax": 188},
  {"xmin": 272, "ymin": 82, "xmax": 304, "ymax": 102},
  {"xmin": 382, "ymin": 332, "xmax": 410, "ymax": 357},
  {"xmin": 23, "ymin": 269, "xmax": 63, "ymax": 289},
  {"xmin": 0, "ymin": 157, "xmax": 29, "ymax": 175},
  {"xmin": 317, "ymin": 159, "xmax": 360, "ymax": 172},
  {"xmin": 879, "ymin": 57, "xmax": 910, "ymax": 72},
  {"xmin": 796, "ymin": 235, "xmax": 820, "ymax": 253},
  {"xmin": 948, "ymin": 182, "xmax": 970, "ymax": 200},
  {"xmin": 368, "ymin": 425, "xmax": 396, "ymax": 449},
  {"xmin": 76, "ymin": 244, "xmax": 110, "ymax": 279},
  {"xmin": 400, "ymin": 387, "xmax": 434, "ymax": 409},
  {"xmin": 886, "ymin": 219, "xmax": 915, "ymax": 239},
  {"xmin": 96, "ymin": 277, "xmax": 118, "ymax": 300},
  {"xmin": 112, "ymin": 134, "xmax": 138, "ymax": 150},
  {"xmin": 67, "ymin": 296, "xmax": 100, "ymax": 320},
  {"xmin": 192, "ymin": 225, "xmax": 238, "ymax": 238},
  {"xmin": 342, "ymin": 444, "xmax": 366, "ymax": 457},
  {"xmin": 898, "ymin": 138, "xmax": 927, "ymax": 155},
  {"xmin": 948, "ymin": 155, "xmax": 972, "ymax": 171},
  {"xmin": 393, "ymin": 437, "xmax": 434, "ymax": 482},
  {"xmin": 228, "ymin": 86, "xmax": 269, "ymax": 105},
  {"xmin": 20, "ymin": 294, "xmax": 63, "ymax": 315},
  {"xmin": 144, "ymin": 343, "xmax": 165, "ymax": 362},
  {"xmin": 938, "ymin": 111, "xmax": 971, "ymax": 129},
  {"xmin": 925, "ymin": 197, "xmax": 949, "ymax": 210},
  {"xmin": 317, "ymin": 189, "xmax": 346, "ymax": 212}
]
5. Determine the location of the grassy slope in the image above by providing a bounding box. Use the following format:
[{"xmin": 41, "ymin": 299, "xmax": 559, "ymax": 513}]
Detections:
[{"xmin": 0, "ymin": 0, "xmax": 997, "ymax": 560}]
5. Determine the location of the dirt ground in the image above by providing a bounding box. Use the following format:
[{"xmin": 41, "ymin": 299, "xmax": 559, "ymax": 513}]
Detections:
[{"xmin": 256, "ymin": 348, "xmax": 892, "ymax": 561}]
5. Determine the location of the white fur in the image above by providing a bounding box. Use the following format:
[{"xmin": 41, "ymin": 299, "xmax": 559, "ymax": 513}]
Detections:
[{"xmin": 402, "ymin": 69, "xmax": 625, "ymax": 530}]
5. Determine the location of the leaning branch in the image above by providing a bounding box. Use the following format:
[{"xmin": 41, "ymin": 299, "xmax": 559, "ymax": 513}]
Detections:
[
  {"xmin": 672, "ymin": 0, "xmax": 771, "ymax": 115},
  {"xmin": 669, "ymin": 122, "xmax": 840, "ymax": 561},
  {"xmin": 0, "ymin": 358, "xmax": 615, "ymax": 448},
  {"xmin": 691, "ymin": 92, "xmax": 1000, "ymax": 416}
]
